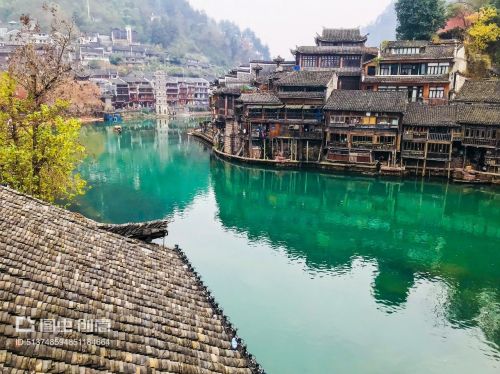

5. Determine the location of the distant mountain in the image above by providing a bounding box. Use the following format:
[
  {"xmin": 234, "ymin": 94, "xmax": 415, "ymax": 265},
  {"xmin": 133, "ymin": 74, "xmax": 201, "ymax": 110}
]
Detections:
[
  {"xmin": 362, "ymin": 1, "xmax": 397, "ymax": 47},
  {"xmin": 0, "ymin": 0, "xmax": 270, "ymax": 69}
]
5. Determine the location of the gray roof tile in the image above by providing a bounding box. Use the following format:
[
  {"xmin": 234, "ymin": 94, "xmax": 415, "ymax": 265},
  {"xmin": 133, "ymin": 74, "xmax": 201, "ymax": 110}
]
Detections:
[
  {"xmin": 455, "ymin": 79, "xmax": 500, "ymax": 104},
  {"xmin": 324, "ymin": 90, "xmax": 408, "ymax": 113},
  {"xmin": 238, "ymin": 93, "xmax": 282, "ymax": 104},
  {"xmin": 0, "ymin": 186, "xmax": 258, "ymax": 374},
  {"xmin": 458, "ymin": 105, "xmax": 500, "ymax": 125},
  {"xmin": 275, "ymin": 71, "xmax": 336, "ymax": 87},
  {"xmin": 316, "ymin": 28, "xmax": 367, "ymax": 43},
  {"xmin": 403, "ymin": 103, "xmax": 458, "ymax": 126}
]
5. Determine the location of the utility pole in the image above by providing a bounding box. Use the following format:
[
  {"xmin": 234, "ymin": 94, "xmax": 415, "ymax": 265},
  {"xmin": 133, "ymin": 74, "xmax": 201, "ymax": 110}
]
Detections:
[{"xmin": 87, "ymin": 0, "xmax": 91, "ymax": 20}]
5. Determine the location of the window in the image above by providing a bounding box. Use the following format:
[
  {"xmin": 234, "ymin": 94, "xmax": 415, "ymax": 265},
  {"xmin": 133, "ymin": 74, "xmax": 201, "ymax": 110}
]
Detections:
[
  {"xmin": 400, "ymin": 64, "xmax": 420, "ymax": 75},
  {"xmin": 380, "ymin": 64, "xmax": 399, "ymax": 75},
  {"xmin": 379, "ymin": 136, "xmax": 395, "ymax": 144},
  {"xmin": 302, "ymin": 55, "xmax": 317, "ymax": 67},
  {"xmin": 427, "ymin": 63, "xmax": 450, "ymax": 75},
  {"xmin": 343, "ymin": 55, "xmax": 361, "ymax": 68},
  {"xmin": 332, "ymin": 133, "xmax": 348, "ymax": 142},
  {"xmin": 352, "ymin": 136, "xmax": 373, "ymax": 143},
  {"xmin": 367, "ymin": 66, "xmax": 376, "ymax": 76},
  {"xmin": 321, "ymin": 55, "xmax": 340, "ymax": 68},
  {"xmin": 391, "ymin": 47, "xmax": 421, "ymax": 55},
  {"xmin": 403, "ymin": 142, "xmax": 424, "ymax": 151},
  {"xmin": 380, "ymin": 64, "xmax": 391, "ymax": 75},
  {"xmin": 378, "ymin": 86, "xmax": 397, "ymax": 92},
  {"xmin": 429, "ymin": 87, "xmax": 445, "ymax": 99}
]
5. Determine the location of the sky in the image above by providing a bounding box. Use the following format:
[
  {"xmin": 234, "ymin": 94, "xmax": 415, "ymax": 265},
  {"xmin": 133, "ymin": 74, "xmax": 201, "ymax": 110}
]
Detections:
[{"xmin": 188, "ymin": 0, "xmax": 394, "ymax": 59}]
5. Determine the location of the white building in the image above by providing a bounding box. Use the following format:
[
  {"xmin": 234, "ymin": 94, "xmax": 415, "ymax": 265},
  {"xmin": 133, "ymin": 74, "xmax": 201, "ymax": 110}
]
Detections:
[{"xmin": 154, "ymin": 71, "xmax": 169, "ymax": 116}]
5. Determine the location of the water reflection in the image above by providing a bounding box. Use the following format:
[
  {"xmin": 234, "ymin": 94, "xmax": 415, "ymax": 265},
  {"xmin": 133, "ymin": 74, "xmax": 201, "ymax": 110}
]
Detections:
[
  {"xmin": 210, "ymin": 157, "xmax": 500, "ymax": 349},
  {"xmin": 72, "ymin": 118, "xmax": 211, "ymax": 223}
]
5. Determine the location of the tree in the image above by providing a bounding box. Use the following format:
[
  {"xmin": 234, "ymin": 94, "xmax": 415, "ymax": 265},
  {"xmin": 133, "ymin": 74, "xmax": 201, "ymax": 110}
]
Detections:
[
  {"xmin": 0, "ymin": 74, "xmax": 85, "ymax": 202},
  {"xmin": 46, "ymin": 79, "xmax": 104, "ymax": 117},
  {"xmin": 466, "ymin": 6, "xmax": 500, "ymax": 53},
  {"xmin": 0, "ymin": 7, "xmax": 86, "ymax": 202},
  {"xmin": 109, "ymin": 54, "xmax": 123, "ymax": 65},
  {"xmin": 395, "ymin": 0, "xmax": 447, "ymax": 40}
]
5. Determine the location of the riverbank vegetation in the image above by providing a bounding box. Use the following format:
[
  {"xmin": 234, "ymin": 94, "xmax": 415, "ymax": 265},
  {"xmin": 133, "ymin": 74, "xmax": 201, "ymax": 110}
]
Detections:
[{"xmin": 0, "ymin": 7, "xmax": 86, "ymax": 202}]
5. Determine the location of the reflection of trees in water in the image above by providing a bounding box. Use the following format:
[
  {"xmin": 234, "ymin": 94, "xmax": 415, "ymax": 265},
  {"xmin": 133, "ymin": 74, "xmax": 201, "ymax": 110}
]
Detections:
[
  {"xmin": 72, "ymin": 121, "xmax": 211, "ymax": 223},
  {"xmin": 210, "ymin": 157, "xmax": 500, "ymax": 348}
]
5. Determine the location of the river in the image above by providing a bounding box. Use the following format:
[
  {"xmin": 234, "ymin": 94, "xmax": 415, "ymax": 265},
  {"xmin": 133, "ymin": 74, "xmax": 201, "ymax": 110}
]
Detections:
[{"xmin": 70, "ymin": 118, "xmax": 500, "ymax": 374}]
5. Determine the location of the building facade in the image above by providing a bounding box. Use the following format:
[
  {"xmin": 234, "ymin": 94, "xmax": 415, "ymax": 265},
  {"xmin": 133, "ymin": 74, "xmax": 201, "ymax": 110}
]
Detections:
[
  {"xmin": 324, "ymin": 90, "xmax": 407, "ymax": 166},
  {"xmin": 292, "ymin": 28, "xmax": 378, "ymax": 90},
  {"xmin": 362, "ymin": 40, "xmax": 467, "ymax": 103}
]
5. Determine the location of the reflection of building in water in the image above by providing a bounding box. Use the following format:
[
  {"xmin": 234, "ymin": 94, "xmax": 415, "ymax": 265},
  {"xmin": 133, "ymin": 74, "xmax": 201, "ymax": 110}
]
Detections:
[
  {"xmin": 155, "ymin": 118, "xmax": 170, "ymax": 161},
  {"xmin": 210, "ymin": 158, "xmax": 500, "ymax": 345}
]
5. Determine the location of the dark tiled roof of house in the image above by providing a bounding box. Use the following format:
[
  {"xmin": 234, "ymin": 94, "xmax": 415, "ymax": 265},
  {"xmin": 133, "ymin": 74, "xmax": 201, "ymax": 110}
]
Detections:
[
  {"xmin": 454, "ymin": 79, "xmax": 500, "ymax": 104},
  {"xmin": 277, "ymin": 91, "xmax": 326, "ymax": 99},
  {"xmin": 403, "ymin": 103, "xmax": 459, "ymax": 126},
  {"xmin": 385, "ymin": 40, "xmax": 430, "ymax": 48},
  {"xmin": 0, "ymin": 186, "xmax": 260, "ymax": 373},
  {"xmin": 457, "ymin": 105, "xmax": 500, "ymax": 125},
  {"xmin": 380, "ymin": 44, "xmax": 456, "ymax": 61},
  {"xmin": 363, "ymin": 75, "xmax": 450, "ymax": 84},
  {"xmin": 324, "ymin": 90, "xmax": 407, "ymax": 113},
  {"xmin": 275, "ymin": 71, "xmax": 336, "ymax": 87},
  {"xmin": 238, "ymin": 93, "xmax": 282, "ymax": 105},
  {"xmin": 293, "ymin": 46, "xmax": 377, "ymax": 55},
  {"xmin": 212, "ymin": 87, "xmax": 243, "ymax": 95},
  {"xmin": 316, "ymin": 28, "xmax": 367, "ymax": 43}
]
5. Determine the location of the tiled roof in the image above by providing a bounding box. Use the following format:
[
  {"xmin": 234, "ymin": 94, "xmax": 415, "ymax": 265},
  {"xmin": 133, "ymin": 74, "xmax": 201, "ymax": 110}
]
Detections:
[
  {"xmin": 238, "ymin": 93, "xmax": 282, "ymax": 105},
  {"xmin": 277, "ymin": 91, "xmax": 326, "ymax": 99},
  {"xmin": 385, "ymin": 40, "xmax": 430, "ymax": 48},
  {"xmin": 380, "ymin": 44, "xmax": 456, "ymax": 61},
  {"xmin": 403, "ymin": 103, "xmax": 458, "ymax": 126},
  {"xmin": 458, "ymin": 105, "xmax": 500, "ymax": 125},
  {"xmin": 275, "ymin": 71, "xmax": 336, "ymax": 87},
  {"xmin": 316, "ymin": 28, "xmax": 367, "ymax": 42},
  {"xmin": 363, "ymin": 75, "xmax": 450, "ymax": 84},
  {"xmin": 0, "ymin": 186, "xmax": 259, "ymax": 373},
  {"xmin": 454, "ymin": 79, "xmax": 500, "ymax": 104},
  {"xmin": 324, "ymin": 90, "xmax": 407, "ymax": 113},
  {"xmin": 293, "ymin": 46, "xmax": 377, "ymax": 55},
  {"xmin": 213, "ymin": 87, "xmax": 242, "ymax": 95}
]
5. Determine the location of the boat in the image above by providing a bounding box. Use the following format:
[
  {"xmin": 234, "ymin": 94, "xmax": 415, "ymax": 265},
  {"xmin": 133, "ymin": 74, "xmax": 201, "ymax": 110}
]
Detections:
[{"xmin": 103, "ymin": 112, "xmax": 123, "ymax": 123}]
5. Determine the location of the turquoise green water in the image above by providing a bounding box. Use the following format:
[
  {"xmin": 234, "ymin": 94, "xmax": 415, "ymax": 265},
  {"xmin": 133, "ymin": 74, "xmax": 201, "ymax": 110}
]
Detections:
[{"xmin": 72, "ymin": 119, "xmax": 500, "ymax": 374}]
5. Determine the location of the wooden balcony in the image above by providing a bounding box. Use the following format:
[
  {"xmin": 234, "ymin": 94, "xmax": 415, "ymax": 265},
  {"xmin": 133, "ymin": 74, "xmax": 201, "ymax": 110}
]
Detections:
[
  {"xmin": 428, "ymin": 133, "xmax": 452, "ymax": 142},
  {"xmin": 462, "ymin": 137, "xmax": 497, "ymax": 147},
  {"xmin": 402, "ymin": 150, "xmax": 425, "ymax": 158},
  {"xmin": 426, "ymin": 152, "xmax": 450, "ymax": 160},
  {"xmin": 351, "ymin": 142, "xmax": 396, "ymax": 151},
  {"xmin": 402, "ymin": 132, "xmax": 428, "ymax": 141}
]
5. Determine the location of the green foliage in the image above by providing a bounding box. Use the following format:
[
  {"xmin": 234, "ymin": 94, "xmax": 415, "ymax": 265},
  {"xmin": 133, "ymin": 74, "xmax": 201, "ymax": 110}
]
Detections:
[
  {"xmin": 0, "ymin": 73, "xmax": 86, "ymax": 202},
  {"xmin": 467, "ymin": 6, "xmax": 500, "ymax": 52},
  {"xmin": 109, "ymin": 54, "xmax": 123, "ymax": 65},
  {"xmin": 0, "ymin": 0, "xmax": 270, "ymax": 69},
  {"xmin": 395, "ymin": 0, "xmax": 447, "ymax": 40}
]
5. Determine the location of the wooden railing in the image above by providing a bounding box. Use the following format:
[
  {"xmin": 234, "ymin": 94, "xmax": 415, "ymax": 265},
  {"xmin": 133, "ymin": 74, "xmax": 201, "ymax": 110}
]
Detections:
[
  {"xmin": 402, "ymin": 150, "xmax": 424, "ymax": 158},
  {"xmin": 462, "ymin": 138, "xmax": 497, "ymax": 147},
  {"xmin": 428, "ymin": 133, "xmax": 452, "ymax": 142}
]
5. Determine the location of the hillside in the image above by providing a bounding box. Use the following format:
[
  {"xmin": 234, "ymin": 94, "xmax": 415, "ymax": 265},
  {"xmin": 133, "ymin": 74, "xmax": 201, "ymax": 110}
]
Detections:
[
  {"xmin": 362, "ymin": 1, "xmax": 397, "ymax": 47},
  {"xmin": 0, "ymin": 0, "xmax": 270, "ymax": 69}
]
